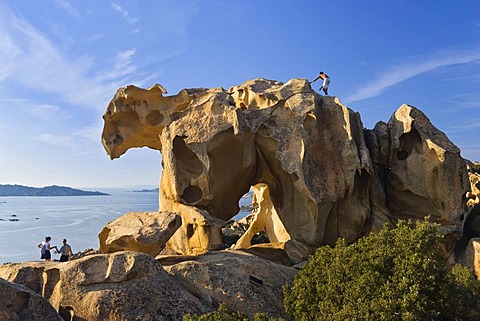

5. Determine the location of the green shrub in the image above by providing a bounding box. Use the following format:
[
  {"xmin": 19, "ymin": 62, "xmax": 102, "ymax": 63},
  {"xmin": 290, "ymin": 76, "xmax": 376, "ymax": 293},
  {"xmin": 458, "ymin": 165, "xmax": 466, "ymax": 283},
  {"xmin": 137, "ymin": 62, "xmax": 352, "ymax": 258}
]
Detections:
[
  {"xmin": 283, "ymin": 219, "xmax": 480, "ymax": 321},
  {"xmin": 183, "ymin": 304, "xmax": 283, "ymax": 321},
  {"xmin": 183, "ymin": 304, "xmax": 249, "ymax": 321}
]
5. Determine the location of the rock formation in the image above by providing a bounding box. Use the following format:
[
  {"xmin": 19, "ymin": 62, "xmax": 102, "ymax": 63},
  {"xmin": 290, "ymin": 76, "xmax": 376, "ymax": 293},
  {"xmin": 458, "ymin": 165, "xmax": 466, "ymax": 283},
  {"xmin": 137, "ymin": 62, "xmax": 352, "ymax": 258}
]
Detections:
[
  {"xmin": 1, "ymin": 250, "xmax": 296, "ymax": 319},
  {"xmin": 1, "ymin": 251, "xmax": 211, "ymax": 320},
  {"xmin": 0, "ymin": 277, "xmax": 61, "ymax": 320},
  {"xmin": 98, "ymin": 211, "xmax": 181, "ymax": 256},
  {"xmin": 164, "ymin": 250, "xmax": 297, "ymax": 319},
  {"xmin": 102, "ymin": 78, "xmax": 473, "ymax": 263}
]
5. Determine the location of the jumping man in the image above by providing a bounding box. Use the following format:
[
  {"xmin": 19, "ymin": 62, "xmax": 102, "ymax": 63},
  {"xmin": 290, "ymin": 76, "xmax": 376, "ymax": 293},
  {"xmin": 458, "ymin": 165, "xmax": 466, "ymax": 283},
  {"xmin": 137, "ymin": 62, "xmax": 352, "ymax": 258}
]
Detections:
[{"xmin": 310, "ymin": 71, "xmax": 331, "ymax": 95}]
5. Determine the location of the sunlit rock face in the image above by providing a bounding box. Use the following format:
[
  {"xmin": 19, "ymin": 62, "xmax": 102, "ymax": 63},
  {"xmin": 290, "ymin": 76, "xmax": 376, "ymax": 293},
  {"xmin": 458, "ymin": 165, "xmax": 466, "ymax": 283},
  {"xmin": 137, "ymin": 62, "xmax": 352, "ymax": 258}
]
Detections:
[
  {"xmin": 3, "ymin": 252, "xmax": 210, "ymax": 320},
  {"xmin": 102, "ymin": 78, "xmax": 472, "ymax": 262},
  {"xmin": 98, "ymin": 211, "xmax": 181, "ymax": 256}
]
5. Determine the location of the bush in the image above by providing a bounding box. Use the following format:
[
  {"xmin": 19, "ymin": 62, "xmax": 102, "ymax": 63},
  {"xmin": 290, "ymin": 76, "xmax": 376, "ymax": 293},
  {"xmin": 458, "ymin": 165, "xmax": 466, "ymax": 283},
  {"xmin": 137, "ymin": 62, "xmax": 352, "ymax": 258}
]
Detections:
[
  {"xmin": 283, "ymin": 219, "xmax": 480, "ymax": 321},
  {"xmin": 183, "ymin": 303, "xmax": 283, "ymax": 321},
  {"xmin": 183, "ymin": 304, "xmax": 249, "ymax": 321}
]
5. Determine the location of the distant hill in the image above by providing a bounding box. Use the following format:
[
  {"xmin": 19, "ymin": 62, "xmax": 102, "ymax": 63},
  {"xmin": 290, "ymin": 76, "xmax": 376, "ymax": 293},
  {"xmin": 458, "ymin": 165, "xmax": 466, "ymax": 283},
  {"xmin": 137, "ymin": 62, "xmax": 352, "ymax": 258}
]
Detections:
[
  {"xmin": 130, "ymin": 188, "xmax": 159, "ymax": 193},
  {"xmin": 0, "ymin": 184, "xmax": 109, "ymax": 196}
]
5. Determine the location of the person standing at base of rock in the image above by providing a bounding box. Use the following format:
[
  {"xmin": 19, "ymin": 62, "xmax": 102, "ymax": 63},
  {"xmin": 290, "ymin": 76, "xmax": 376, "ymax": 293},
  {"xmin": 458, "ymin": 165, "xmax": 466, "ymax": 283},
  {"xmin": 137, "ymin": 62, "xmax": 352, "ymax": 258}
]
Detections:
[
  {"xmin": 37, "ymin": 236, "xmax": 57, "ymax": 262},
  {"xmin": 58, "ymin": 239, "xmax": 73, "ymax": 262},
  {"xmin": 310, "ymin": 71, "xmax": 331, "ymax": 95}
]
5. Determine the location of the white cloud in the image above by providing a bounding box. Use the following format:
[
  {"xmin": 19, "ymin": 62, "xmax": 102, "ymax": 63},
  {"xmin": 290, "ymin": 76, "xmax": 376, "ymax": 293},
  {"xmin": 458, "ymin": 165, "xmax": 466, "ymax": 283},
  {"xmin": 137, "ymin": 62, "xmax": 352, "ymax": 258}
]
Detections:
[
  {"xmin": 29, "ymin": 104, "xmax": 72, "ymax": 121},
  {"xmin": 111, "ymin": 2, "xmax": 138, "ymax": 24},
  {"xmin": 86, "ymin": 33, "xmax": 106, "ymax": 43},
  {"xmin": 48, "ymin": 0, "xmax": 80, "ymax": 19},
  {"xmin": 37, "ymin": 133, "xmax": 72, "ymax": 147},
  {"xmin": 0, "ymin": 5, "xmax": 138, "ymax": 110},
  {"xmin": 344, "ymin": 48, "xmax": 480, "ymax": 103},
  {"xmin": 447, "ymin": 119, "xmax": 480, "ymax": 133},
  {"xmin": 74, "ymin": 124, "xmax": 103, "ymax": 143}
]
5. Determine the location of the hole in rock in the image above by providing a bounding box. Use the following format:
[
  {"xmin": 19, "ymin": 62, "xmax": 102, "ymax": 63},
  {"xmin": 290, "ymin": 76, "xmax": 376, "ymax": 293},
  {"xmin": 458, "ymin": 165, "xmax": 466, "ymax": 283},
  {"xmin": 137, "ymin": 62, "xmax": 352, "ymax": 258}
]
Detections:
[
  {"xmin": 145, "ymin": 110, "xmax": 164, "ymax": 126},
  {"xmin": 186, "ymin": 224, "xmax": 194, "ymax": 238},
  {"xmin": 113, "ymin": 134, "xmax": 123, "ymax": 145},
  {"xmin": 59, "ymin": 305, "xmax": 75, "ymax": 321},
  {"xmin": 251, "ymin": 231, "xmax": 270, "ymax": 245},
  {"xmin": 181, "ymin": 185, "xmax": 203, "ymax": 205},
  {"xmin": 397, "ymin": 150, "xmax": 409, "ymax": 160}
]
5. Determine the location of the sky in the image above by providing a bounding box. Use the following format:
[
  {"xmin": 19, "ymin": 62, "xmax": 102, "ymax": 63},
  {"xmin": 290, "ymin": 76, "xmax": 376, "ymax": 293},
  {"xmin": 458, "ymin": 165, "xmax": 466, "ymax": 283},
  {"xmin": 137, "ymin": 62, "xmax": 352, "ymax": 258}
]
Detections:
[{"xmin": 0, "ymin": 1, "xmax": 479, "ymax": 189}]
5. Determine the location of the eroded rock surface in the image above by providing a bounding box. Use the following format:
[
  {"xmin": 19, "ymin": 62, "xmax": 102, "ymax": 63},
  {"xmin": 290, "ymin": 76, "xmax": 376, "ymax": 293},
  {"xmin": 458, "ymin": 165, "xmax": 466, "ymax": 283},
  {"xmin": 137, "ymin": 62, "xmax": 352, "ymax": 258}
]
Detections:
[
  {"xmin": 0, "ymin": 277, "xmax": 61, "ymax": 321},
  {"xmin": 102, "ymin": 78, "xmax": 473, "ymax": 262},
  {"xmin": 2, "ymin": 252, "xmax": 209, "ymax": 320},
  {"xmin": 98, "ymin": 211, "xmax": 181, "ymax": 256},
  {"xmin": 165, "ymin": 250, "xmax": 297, "ymax": 319}
]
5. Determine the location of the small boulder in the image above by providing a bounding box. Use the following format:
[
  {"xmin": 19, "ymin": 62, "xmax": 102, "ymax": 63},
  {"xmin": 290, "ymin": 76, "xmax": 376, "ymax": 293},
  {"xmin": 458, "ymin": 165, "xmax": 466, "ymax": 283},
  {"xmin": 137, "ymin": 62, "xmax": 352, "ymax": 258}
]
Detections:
[{"xmin": 98, "ymin": 211, "xmax": 181, "ymax": 256}]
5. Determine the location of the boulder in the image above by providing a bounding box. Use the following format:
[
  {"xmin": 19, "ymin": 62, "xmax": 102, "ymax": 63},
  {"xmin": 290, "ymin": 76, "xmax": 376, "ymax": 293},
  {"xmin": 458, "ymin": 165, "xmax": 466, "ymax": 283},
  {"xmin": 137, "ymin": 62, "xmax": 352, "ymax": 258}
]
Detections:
[
  {"xmin": 165, "ymin": 250, "xmax": 298, "ymax": 319},
  {"xmin": 0, "ymin": 261, "xmax": 55, "ymax": 294},
  {"xmin": 0, "ymin": 252, "xmax": 211, "ymax": 320},
  {"xmin": 98, "ymin": 211, "xmax": 181, "ymax": 256},
  {"xmin": 0, "ymin": 277, "xmax": 61, "ymax": 321},
  {"xmin": 386, "ymin": 105, "xmax": 470, "ymax": 235},
  {"xmin": 41, "ymin": 251, "xmax": 210, "ymax": 320}
]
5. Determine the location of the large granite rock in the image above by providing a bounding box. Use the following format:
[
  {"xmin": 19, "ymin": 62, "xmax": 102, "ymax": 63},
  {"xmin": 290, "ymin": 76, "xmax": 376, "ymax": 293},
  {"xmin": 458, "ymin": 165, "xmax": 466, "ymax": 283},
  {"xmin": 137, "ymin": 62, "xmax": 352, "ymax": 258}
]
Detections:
[
  {"xmin": 164, "ymin": 250, "xmax": 297, "ymax": 319},
  {"xmin": 98, "ymin": 211, "xmax": 181, "ymax": 256},
  {"xmin": 0, "ymin": 261, "xmax": 55, "ymax": 294},
  {"xmin": 102, "ymin": 78, "xmax": 473, "ymax": 262},
  {"xmin": 0, "ymin": 277, "xmax": 61, "ymax": 321},
  {"xmin": 384, "ymin": 105, "xmax": 469, "ymax": 234},
  {"xmin": 1, "ymin": 252, "xmax": 211, "ymax": 320}
]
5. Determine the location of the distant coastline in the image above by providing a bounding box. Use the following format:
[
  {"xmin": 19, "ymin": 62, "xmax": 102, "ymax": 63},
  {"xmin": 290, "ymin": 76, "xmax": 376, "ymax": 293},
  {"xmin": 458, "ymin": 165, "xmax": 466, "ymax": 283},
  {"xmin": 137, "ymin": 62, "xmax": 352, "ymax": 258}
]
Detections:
[
  {"xmin": 129, "ymin": 188, "xmax": 159, "ymax": 193},
  {"xmin": 0, "ymin": 184, "xmax": 109, "ymax": 196}
]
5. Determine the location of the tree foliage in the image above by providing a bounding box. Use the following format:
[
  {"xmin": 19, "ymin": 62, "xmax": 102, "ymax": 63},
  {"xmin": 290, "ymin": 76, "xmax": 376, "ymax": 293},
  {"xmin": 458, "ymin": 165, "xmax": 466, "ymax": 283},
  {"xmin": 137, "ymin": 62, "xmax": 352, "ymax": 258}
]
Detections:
[{"xmin": 283, "ymin": 219, "xmax": 480, "ymax": 321}]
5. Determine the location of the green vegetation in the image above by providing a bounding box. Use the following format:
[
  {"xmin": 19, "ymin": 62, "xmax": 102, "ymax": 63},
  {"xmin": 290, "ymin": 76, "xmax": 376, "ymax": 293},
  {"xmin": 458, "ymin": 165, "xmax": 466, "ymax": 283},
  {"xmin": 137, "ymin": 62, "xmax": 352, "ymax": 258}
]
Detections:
[
  {"xmin": 183, "ymin": 303, "xmax": 281, "ymax": 321},
  {"xmin": 184, "ymin": 220, "xmax": 480, "ymax": 320},
  {"xmin": 283, "ymin": 219, "xmax": 480, "ymax": 321}
]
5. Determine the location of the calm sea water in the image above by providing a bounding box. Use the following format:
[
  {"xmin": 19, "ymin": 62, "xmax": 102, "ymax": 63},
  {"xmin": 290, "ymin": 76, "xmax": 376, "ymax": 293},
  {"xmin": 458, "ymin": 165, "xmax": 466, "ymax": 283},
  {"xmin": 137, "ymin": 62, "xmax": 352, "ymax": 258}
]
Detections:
[{"xmin": 0, "ymin": 189, "xmax": 251, "ymax": 264}]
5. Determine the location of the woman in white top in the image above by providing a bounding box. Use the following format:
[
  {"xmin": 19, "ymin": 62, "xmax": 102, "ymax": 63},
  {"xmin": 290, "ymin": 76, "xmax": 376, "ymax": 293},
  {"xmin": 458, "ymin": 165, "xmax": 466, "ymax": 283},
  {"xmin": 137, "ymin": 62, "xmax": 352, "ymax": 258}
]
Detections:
[{"xmin": 37, "ymin": 236, "xmax": 58, "ymax": 261}]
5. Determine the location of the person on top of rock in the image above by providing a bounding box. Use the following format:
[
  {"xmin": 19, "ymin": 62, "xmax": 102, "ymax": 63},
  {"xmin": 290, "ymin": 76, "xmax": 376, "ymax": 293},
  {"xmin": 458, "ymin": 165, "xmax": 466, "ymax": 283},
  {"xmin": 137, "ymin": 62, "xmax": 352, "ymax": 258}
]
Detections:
[
  {"xmin": 310, "ymin": 71, "xmax": 331, "ymax": 95},
  {"xmin": 37, "ymin": 236, "xmax": 58, "ymax": 262},
  {"xmin": 58, "ymin": 238, "xmax": 73, "ymax": 262}
]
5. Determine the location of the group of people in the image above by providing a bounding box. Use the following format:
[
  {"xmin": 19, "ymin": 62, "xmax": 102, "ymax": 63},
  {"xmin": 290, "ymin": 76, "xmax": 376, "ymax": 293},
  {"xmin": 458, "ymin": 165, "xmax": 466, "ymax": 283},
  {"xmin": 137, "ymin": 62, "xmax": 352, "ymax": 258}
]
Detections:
[{"xmin": 37, "ymin": 236, "xmax": 73, "ymax": 262}]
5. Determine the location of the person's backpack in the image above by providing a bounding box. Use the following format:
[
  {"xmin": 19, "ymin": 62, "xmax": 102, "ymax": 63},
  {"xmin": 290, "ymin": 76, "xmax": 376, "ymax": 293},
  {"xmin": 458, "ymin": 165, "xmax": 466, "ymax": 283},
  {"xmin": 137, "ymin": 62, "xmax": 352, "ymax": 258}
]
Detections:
[{"xmin": 40, "ymin": 243, "xmax": 47, "ymax": 254}]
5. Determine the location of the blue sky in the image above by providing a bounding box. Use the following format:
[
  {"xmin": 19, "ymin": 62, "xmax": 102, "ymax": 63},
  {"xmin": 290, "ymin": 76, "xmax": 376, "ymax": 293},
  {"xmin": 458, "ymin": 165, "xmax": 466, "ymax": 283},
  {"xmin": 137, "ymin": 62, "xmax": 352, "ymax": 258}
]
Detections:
[{"xmin": 0, "ymin": 1, "xmax": 479, "ymax": 188}]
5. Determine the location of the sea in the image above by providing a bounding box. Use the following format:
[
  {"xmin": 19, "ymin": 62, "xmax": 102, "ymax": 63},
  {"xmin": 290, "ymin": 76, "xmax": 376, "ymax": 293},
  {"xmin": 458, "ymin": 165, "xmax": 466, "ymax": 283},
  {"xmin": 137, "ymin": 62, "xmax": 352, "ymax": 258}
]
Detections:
[{"xmin": 0, "ymin": 189, "xmax": 252, "ymax": 264}]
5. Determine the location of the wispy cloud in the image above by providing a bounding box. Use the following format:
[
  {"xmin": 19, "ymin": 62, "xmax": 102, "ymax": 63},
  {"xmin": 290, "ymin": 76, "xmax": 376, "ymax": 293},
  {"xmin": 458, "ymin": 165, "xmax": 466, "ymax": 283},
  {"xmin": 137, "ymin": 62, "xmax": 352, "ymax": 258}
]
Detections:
[
  {"xmin": 28, "ymin": 103, "xmax": 73, "ymax": 122},
  {"xmin": 447, "ymin": 118, "xmax": 480, "ymax": 133},
  {"xmin": 111, "ymin": 2, "xmax": 138, "ymax": 24},
  {"xmin": 36, "ymin": 133, "xmax": 73, "ymax": 148},
  {"xmin": 0, "ymin": 4, "xmax": 138, "ymax": 110},
  {"xmin": 344, "ymin": 48, "xmax": 480, "ymax": 103},
  {"xmin": 48, "ymin": 0, "xmax": 80, "ymax": 19}
]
